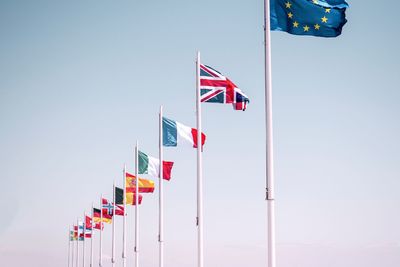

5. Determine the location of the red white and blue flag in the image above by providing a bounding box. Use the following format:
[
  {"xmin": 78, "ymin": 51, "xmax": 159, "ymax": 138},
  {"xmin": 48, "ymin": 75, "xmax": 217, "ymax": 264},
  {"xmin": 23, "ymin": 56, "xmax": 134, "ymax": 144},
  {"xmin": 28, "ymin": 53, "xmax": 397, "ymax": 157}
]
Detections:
[{"xmin": 200, "ymin": 64, "xmax": 249, "ymax": 111}]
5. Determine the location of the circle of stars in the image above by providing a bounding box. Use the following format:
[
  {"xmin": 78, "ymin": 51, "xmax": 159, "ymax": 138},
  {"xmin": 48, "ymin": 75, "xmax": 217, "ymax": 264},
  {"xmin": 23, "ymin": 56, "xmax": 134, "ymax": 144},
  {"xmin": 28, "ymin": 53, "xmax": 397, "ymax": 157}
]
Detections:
[{"xmin": 284, "ymin": 1, "xmax": 331, "ymax": 33}]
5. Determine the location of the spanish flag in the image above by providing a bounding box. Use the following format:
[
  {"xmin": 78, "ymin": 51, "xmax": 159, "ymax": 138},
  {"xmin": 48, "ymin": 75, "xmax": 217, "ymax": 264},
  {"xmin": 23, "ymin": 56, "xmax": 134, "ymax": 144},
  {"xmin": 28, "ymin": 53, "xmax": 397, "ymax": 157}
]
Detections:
[{"xmin": 125, "ymin": 172, "xmax": 155, "ymax": 193}]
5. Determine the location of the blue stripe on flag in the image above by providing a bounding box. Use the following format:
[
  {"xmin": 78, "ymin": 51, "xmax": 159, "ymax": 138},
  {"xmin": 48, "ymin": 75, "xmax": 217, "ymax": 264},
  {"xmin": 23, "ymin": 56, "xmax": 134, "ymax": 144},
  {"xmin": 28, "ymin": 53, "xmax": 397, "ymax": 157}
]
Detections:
[{"xmin": 162, "ymin": 117, "xmax": 178, "ymax": 147}]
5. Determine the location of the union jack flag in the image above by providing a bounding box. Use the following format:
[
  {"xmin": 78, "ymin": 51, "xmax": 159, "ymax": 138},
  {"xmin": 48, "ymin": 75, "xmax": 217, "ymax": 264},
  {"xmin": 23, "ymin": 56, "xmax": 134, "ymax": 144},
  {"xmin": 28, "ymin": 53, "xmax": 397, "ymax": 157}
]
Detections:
[{"xmin": 200, "ymin": 64, "xmax": 249, "ymax": 111}]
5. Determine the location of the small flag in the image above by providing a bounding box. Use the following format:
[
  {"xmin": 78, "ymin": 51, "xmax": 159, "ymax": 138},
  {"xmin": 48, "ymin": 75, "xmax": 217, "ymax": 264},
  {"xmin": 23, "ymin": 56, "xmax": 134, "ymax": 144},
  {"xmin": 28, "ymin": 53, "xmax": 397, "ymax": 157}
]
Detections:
[
  {"xmin": 114, "ymin": 187, "xmax": 126, "ymax": 215},
  {"xmin": 83, "ymin": 216, "xmax": 93, "ymax": 238},
  {"xmin": 138, "ymin": 150, "xmax": 174, "ymax": 180},
  {"xmin": 125, "ymin": 172, "xmax": 155, "ymax": 193},
  {"xmin": 90, "ymin": 211, "xmax": 104, "ymax": 230},
  {"xmin": 74, "ymin": 223, "xmax": 84, "ymax": 241},
  {"xmin": 93, "ymin": 208, "xmax": 101, "ymax": 223},
  {"xmin": 200, "ymin": 64, "xmax": 249, "ymax": 111},
  {"xmin": 70, "ymin": 230, "xmax": 76, "ymax": 241},
  {"xmin": 84, "ymin": 227, "xmax": 92, "ymax": 238},
  {"xmin": 115, "ymin": 187, "xmax": 124, "ymax": 205},
  {"xmin": 101, "ymin": 198, "xmax": 113, "ymax": 224},
  {"xmin": 93, "ymin": 208, "xmax": 109, "ymax": 226},
  {"xmin": 162, "ymin": 117, "xmax": 206, "ymax": 148},
  {"xmin": 78, "ymin": 222, "xmax": 84, "ymax": 240},
  {"xmin": 85, "ymin": 215, "xmax": 92, "ymax": 230},
  {"xmin": 270, "ymin": 0, "xmax": 348, "ymax": 37}
]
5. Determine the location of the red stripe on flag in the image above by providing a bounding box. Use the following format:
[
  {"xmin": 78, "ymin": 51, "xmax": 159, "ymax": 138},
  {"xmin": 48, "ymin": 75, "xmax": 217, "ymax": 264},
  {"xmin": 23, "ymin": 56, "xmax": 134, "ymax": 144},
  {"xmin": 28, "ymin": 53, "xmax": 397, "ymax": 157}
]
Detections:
[
  {"xmin": 191, "ymin": 128, "xmax": 206, "ymax": 149},
  {"xmin": 200, "ymin": 79, "xmax": 227, "ymax": 87},
  {"xmin": 126, "ymin": 187, "xmax": 154, "ymax": 193},
  {"xmin": 162, "ymin": 161, "xmax": 174, "ymax": 181},
  {"xmin": 224, "ymin": 79, "xmax": 236, "ymax": 104}
]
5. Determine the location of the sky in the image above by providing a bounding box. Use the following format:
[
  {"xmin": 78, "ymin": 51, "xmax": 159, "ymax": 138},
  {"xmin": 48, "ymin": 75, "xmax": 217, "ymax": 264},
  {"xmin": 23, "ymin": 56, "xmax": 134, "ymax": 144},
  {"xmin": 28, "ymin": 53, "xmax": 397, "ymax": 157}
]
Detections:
[{"xmin": 1, "ymin": 0, "xmax": 400, "ymax": 266}]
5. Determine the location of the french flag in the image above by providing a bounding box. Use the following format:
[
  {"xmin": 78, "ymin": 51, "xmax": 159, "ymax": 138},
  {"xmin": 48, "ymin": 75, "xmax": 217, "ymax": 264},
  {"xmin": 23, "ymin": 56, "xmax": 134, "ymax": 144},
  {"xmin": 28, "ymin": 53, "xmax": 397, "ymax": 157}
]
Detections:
[{"xmin": 162, "ymin": 117, "xmax": 206, "ymax": 148}]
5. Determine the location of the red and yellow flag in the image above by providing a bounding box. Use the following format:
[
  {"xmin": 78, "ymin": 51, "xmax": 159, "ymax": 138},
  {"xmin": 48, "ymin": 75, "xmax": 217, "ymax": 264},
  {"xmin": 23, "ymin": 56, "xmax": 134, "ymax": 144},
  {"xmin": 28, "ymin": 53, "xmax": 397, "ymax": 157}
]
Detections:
[{"xmin": 125, "ymin": 172, "xmax": 155, "ymax": 193}]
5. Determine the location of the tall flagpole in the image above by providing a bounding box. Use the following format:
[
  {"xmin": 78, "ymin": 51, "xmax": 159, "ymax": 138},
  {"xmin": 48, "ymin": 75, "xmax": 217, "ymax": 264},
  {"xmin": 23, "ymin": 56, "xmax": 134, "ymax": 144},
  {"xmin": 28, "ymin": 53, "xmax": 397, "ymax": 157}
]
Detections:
[
  {"xmin": 77, "ymin": 218, "xmax": 80, "ymax": 267},
  {"xmin": 68, "ymin": 227, "xmax": 71, "ymax": 267},
  {"xmin": 264, "ymin": 1, "xmax": 276, "ymax": 267},
  {"xmin": 83, "ymin": 213, "xmax": 86, "ymax": 267},
  {"xmin": 159, "ymin": 105, "xmax": 164, "ymax": 267},
  {"xmin": 99, "ymin": 195, "xmax": 103, "ymax": 267},
  {"xmin": 122, "ymin": 164, "xmax": 127, "ymax": 267},
  {"xmin": 112, "ymin": 182, "xmax": 116, "ymax": 267},
  {"xmin": 90, "ymin": 203, "xmax": 94, "ymax": 267},
  {"xmin": 195, "ymin": 51, "xmax": 204, "ymax": 267},
  {"xmin": 135, "ymin": 141, "xmax": 139, "ymax": 267}
]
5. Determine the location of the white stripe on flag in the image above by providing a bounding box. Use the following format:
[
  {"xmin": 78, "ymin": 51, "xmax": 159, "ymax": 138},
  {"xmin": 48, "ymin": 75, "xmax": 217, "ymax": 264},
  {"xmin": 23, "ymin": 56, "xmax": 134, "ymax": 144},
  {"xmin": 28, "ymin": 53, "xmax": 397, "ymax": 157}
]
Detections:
[{"xmin": 176, "ymin": 121, "xmax": 194, "ymax": 147}]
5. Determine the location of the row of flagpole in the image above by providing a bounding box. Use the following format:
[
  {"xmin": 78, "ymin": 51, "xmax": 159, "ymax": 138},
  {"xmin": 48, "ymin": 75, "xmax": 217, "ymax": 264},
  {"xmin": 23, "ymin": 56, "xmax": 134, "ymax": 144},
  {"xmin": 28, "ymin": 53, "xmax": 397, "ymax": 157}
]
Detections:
[
  {"xmin": 67, "ymin": 47, "xmax": 261, "ymax": 267},
  {"xmin": 66, "ymin": 0, "xmax": 350, "ymax": 265},
  {"xmin": 67, "ymin": 143, "xmax": 168, "ymax": 267},
  {"xmin": 67, "ymin": 165, "xmax": 133, "ymax": 267}
]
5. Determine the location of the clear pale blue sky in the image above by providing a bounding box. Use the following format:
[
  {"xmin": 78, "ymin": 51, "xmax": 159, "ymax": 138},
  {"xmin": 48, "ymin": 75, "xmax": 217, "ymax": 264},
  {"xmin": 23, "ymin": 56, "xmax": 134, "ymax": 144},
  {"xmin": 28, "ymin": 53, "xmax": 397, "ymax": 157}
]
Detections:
[{"xmin": 1, "ymin": 1, "xmax": 399, "ymax": 266}]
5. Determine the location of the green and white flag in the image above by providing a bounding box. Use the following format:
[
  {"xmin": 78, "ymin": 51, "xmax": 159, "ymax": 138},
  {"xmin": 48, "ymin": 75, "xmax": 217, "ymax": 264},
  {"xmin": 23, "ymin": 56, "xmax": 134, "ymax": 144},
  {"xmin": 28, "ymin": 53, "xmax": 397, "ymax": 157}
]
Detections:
[{"xmin": 138, "ymin": 150, "xmax": 174, "ymax": 181}]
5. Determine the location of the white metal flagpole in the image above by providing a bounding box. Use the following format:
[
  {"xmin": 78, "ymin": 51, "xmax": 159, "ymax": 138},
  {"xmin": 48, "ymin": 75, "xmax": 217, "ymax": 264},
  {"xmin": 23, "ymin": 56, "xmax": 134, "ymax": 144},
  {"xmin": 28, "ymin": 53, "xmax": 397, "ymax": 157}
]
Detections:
[
  {"xmin": 135, "ymin": 141, "xmax": 139, "ymax": 267},
  {"xmin": 90, "ymin": 203, "xmax": 94, "ymax": 267},
  {"xmin": 112, "ymin": 182, "xmax": 116, "ymax": 267},
  {"xmin": 99, "ymin": 195, "xmax": 103, "ymax": 267},
  {"xmin": 122, "ymin": 164, "xmax": 127, "ymax": 267},
  {"xmin": 195, "ymin": 51, "xmax": 204, "ymax": 267},
  {"xmin": 77, "ymin": 218, "xmax": 80, "ymax": 267},
  {"xmin": 72, "ymin": 225, "xmax": 75, "ymax": 267},
  {"xmin": 159, "ymin": 105, "xmax": 164, "ymax": 267},
  {"xmin": 83, "ymin": 213, "xmax": 86, "ymax": 267},
  {"xmin": 68, "ymin": 227, "xmax": 71, "ymax": 267},
  {"xmin": 264, "ymin": 1, "xmax": 276, "ymax": 267}
]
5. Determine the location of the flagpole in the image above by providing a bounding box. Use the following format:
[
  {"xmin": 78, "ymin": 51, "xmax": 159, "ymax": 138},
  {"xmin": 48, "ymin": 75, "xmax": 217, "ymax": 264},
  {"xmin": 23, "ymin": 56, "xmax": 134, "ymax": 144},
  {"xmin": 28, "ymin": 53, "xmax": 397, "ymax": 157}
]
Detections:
[
  {"xmin": 135, "ymin": 141, "xmax": 140, "ymax": 267},
  {"xmin": 112, "ymin": 182, "xmax": 116, "ymax": 267},
  {"xmin": 72, "ymin": 225, "xmax": 75, "ymax": 267},
  {"xmin": 90, "ymin": 203, "xmax": 94, "ymax": 267},
  {"xmin": 83, "ymin": 213, "xmax": 86, "ymax": 267},
  {"xmin": 77, "ymin": 218, "xmax": 80, "ymax": 267},
  {"xmin": 122, "ymin": 164, "xmax": 127, "ymax": 267},
  {"xmin": 195, "ymin": 51, "xmax": 204, "ymax": 267},
  {"xmin": 100, "ymin": 195, "xmax": 103, "ymax": 267},
  {"xmin": 68, "ymin": 227, "xmax": 71, "ymax": 267},
  {"xmin": 264, "ymin": 1, "xmax": 276, "ymax": 267},
  {"xmin": 159, "ymin": 105, "xmax": 164, "ymax": 267}
]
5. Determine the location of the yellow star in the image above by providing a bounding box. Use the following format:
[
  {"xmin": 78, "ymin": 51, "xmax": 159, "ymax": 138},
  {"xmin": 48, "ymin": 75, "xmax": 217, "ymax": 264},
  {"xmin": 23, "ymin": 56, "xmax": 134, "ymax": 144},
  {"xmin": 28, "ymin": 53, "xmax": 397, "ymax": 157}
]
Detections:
[
  {"xmin": 293, "ymin": 21, "xmax": 299, "ymax": 28},
  {"xmin": 325, "ymin": 8, "xmax": 331, "ymax": 13},
  {"xmin": 314, "ymin": 24, "xmax": 320, "ymax": 30},
  {"xmin": 285, "ymin": 1, "xmax": 292, "ymax": 8},
  {"xmin": 287, "ymin": 12, "xmax": 293, "ymax": 19},
  {"xmin": 321, "ymin": 16, "xmax": 328, "ymax": 23},
  {"xmin": 303, "ymin": 25, "xmax": 310, "ymax": 32}
]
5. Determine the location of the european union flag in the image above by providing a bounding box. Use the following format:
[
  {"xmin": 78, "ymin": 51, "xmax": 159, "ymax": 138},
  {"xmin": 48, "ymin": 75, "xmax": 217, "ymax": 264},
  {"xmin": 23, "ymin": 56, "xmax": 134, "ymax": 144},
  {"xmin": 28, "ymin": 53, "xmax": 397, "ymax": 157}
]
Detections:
[{"xmin": 270, "ymin": 0, "xmax": 348, "ymax": 37}]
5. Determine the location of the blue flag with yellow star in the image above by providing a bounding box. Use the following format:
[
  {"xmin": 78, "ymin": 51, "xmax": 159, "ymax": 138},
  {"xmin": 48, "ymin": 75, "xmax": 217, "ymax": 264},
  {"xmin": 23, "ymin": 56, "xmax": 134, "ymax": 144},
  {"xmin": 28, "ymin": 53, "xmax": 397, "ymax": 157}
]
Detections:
[{"xmin": 271, "ymin": 0, "xmax": 348, "ymax": 37}]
